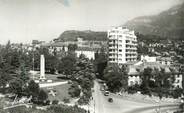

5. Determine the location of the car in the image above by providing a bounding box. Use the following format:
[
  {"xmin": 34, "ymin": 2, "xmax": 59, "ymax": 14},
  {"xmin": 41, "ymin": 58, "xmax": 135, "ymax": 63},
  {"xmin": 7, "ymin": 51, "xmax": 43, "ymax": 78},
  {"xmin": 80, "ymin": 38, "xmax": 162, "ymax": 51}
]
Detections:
[
  {"xmin": 104, "ymin": 91, "xmax": 110, "ymax": 96},
  {"xmin": 108, "ymin": 97, "xmax": 113, "ymax": 103}
]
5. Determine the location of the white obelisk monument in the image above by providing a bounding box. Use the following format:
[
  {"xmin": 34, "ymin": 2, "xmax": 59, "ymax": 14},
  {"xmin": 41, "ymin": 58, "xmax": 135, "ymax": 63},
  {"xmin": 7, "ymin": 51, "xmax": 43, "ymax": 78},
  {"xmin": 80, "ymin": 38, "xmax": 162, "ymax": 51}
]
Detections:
[{"xmin": 40, "ymin": 55, "xmax": 46, "ymax": 80}]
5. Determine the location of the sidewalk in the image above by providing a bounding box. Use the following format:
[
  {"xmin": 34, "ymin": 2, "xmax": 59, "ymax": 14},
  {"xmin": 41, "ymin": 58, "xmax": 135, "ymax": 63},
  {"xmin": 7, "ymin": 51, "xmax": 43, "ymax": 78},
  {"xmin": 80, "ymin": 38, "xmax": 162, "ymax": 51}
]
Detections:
[
  {"xmin": 117, "ymin": 92, "xmax": 181, "ymax": 104},
  {"xmin": 39, "ymin": 81, "xmax": 68, "ymax": 88}
]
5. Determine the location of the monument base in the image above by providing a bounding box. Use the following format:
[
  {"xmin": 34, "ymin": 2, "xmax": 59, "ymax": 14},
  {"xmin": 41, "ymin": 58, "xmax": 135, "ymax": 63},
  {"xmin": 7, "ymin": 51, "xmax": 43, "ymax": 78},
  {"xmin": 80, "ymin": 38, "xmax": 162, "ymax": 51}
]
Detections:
[{"xmin": 39, "ymin": 76, "xmax": 46, "ymax": 82}]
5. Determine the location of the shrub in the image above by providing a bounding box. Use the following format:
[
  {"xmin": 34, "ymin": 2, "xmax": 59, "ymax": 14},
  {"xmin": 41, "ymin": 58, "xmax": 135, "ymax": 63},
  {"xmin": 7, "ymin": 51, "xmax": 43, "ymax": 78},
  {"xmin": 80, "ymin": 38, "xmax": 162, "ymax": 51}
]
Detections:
[
  {"xmin": 63, "ymin": 97, "xmax": 70, "ymax": 103},
  {"xmin": 52, "ymin": 99, "xmax": 59, "ymax": 105},
  {"xmin": 48, "ymin": 104, "xmax": 86, "ymax": 113},
  {"xmin": 68, "ymin": 82, "xmax": 81, "ymax": 98},
  {"xmin": 77, "ymin": 95, "xmax": 90, "ymax": 105}
]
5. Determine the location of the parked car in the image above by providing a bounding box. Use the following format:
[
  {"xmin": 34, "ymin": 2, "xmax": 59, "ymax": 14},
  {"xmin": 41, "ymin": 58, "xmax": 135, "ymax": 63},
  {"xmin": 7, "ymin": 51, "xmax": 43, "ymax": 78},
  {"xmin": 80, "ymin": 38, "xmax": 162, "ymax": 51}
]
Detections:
[
  {"xmin": 104, "ymin": 91, "xmax": 110, "ymax": 96},
  {"xmin": 108, "ymin": 97, "xmax": 113, "ymax": 103}
]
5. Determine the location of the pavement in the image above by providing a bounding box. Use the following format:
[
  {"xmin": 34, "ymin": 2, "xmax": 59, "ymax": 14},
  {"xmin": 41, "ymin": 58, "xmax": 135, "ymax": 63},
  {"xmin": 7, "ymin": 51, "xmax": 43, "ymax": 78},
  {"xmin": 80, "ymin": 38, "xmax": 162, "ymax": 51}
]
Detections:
[
  {"xmin": 91, "ymin": 80, "xmax": 180, "ymax": 113},
  {"xmin": 39, "ymin": 81, "xmax": 68, "ymax": 88}
]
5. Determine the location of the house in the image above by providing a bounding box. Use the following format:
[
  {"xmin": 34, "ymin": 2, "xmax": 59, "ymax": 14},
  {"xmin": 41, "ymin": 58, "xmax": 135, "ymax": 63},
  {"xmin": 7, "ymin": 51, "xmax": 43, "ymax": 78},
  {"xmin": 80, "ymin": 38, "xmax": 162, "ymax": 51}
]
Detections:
[{"xmin": 173, "ymin": 73, "xmax": 183, "ymax": 88}]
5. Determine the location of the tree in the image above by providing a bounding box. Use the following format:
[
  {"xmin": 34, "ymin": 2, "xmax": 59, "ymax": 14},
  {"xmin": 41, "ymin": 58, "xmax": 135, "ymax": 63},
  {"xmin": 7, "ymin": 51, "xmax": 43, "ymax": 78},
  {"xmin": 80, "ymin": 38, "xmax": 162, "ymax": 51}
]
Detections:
[
  {"xmin": 154, "ymin": 68, "xmax": 175, "ymax": 98},
  {"xmin": 19, "ymin": 62, "xmax": 29, "ymax": 83},
  {"xmin": 140, "ymin": 67, "xmax": 153, "ymax": 89},
  {"xmin": 0, "ymin": 70, "xmax": 11, "ymax": 93},
  {"xmin": 94, "ymin": 47, "xmax": 108, "ymax": 79},
  {"xmin": 58, "ymin": 53, "xmax": 76, "ymax": 76},
  {"xmin": 103, "ymin": 64, "xmax": 128, "ymax": 92},
  {"xmin": 9, "ymin": 78, "xmax": 24, "ymax": 96},
  {"xmin": 68, "ymin": 82, "xmax": 81, "ymax": 98},
  {"xmin": 27, "ymin": 80, "xmax": 40, "ymax": 100},
  {"xmin": 37, "ymin": 89, "xmax": 48, "ymax": 104}
]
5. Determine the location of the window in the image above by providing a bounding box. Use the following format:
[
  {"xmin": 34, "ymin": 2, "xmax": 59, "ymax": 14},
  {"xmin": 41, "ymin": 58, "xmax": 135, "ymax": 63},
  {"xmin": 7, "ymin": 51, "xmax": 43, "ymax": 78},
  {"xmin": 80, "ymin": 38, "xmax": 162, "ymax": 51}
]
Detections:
[
  {"xmin": 119, "ymin": 49, "xmax": 122, "ymax": 52},
  {"xmin": 126, "ymin": 40, "xmax": 130, "ymax": 43},
  {"xmin": 109, "ymin": 35, "xmax": 112, "ymax": 38},
  {"xmin": 177, "ymin": 75, "xmax": 180, "ymax": 78},
  {"xmin": 177, "ymin": 80, "xmax": 180, "ymax": 83}
]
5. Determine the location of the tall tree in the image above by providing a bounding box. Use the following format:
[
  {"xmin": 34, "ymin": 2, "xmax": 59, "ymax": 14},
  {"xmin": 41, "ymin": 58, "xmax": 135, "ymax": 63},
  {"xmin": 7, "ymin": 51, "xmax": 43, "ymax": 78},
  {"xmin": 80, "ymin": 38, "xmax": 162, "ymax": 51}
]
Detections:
[
  {"xmin": 103, "ymin": 64, "xmax": 128, "ymax": 92},
  {"xmin": 94, "ymin": 47, "xmax": 107, "ymax": 79},
  {"xmin": 19, "ymin": 61, "xmax": 29, "ymax": 83},
  {"xmin": 58, "ymin": 53, "xmax": 76, "ymax": 76}
]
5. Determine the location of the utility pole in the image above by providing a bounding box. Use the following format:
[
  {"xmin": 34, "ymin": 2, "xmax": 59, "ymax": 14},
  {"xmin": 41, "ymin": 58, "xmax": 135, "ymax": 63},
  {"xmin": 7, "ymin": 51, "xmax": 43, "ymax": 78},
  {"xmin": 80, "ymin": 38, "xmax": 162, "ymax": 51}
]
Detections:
[{"xmin": 32, "ymin": 46, "xmax": 35, "ymax": 80}]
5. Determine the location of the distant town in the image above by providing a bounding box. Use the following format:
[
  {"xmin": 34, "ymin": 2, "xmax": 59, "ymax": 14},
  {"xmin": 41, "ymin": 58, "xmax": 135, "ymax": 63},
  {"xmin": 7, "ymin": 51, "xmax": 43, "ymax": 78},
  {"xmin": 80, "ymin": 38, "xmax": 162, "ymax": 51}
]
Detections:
[{"xmin": 0, "ymin": 25, "xmax": 183, "ymax": 113}]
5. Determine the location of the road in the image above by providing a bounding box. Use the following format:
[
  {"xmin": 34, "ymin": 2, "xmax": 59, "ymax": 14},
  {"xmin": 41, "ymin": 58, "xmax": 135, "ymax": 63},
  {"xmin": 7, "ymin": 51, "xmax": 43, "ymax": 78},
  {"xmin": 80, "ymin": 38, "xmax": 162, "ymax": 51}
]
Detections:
[{"xmin": 91, "ymin": 80, "xmax": 179, "ymax": 113}]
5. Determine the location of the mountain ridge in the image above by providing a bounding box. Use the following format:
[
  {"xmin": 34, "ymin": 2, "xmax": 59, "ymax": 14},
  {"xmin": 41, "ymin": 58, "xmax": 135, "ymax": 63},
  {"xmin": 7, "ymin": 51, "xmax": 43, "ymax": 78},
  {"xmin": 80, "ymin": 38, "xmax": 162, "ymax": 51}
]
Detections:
[
  {"xmin": 125, "ymin": 2, "xmax": 184, "ymax": 39},
  {"xmin": 54, "ymin": 30, "xmax": 107, "ymax": 42}
]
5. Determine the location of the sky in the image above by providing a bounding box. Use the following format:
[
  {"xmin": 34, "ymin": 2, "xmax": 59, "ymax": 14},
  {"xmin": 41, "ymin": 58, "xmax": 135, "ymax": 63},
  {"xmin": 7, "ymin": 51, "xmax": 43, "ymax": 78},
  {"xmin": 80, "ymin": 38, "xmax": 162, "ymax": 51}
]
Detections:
[{"xmin": 0, "ymin": 0, "xmax": 182, "ymax": 44}]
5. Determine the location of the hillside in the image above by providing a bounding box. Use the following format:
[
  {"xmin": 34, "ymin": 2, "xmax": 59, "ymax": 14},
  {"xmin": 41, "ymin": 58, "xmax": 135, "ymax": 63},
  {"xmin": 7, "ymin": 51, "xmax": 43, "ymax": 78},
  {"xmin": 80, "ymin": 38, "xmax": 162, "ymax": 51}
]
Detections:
[
  {"xmin": 54, "ymin": 30, "xmax": 107, "ymax": 42},
  {"xmin": 125, "ymin": 2, "xmax": 184, "ymax": 39}
]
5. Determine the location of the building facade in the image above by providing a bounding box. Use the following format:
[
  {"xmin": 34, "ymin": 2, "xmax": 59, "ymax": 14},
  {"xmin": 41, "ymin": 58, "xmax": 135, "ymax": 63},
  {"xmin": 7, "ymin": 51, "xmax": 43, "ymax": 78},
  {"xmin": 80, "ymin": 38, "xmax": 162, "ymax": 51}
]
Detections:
[
  {"xmin": 75, "ymin": 47, "xmax": 97, "ymax": 60},
  {"xmin": 108, "ymin": 27, "xmax": 137, "ymax": 65}
]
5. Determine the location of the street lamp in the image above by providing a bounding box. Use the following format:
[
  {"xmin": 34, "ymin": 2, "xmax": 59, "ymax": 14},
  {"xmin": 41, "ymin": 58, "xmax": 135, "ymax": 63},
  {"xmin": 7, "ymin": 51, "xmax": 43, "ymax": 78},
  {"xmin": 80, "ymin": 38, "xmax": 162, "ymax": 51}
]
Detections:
[{"xmin": 94, "ymin": 99, "xmax": 95, "ymax": 113}]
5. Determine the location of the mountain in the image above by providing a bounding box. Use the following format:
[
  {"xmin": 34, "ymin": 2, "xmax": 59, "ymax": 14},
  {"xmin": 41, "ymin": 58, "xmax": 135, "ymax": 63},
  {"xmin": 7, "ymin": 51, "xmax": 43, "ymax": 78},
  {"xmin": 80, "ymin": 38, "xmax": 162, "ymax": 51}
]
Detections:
[
  {"xmin": 54, "ymin": 30, "xmax": 107, "ymax": 42},
  {"xmin": 125, "ymin": 2, "xmax": 184, "ymax": 39}
]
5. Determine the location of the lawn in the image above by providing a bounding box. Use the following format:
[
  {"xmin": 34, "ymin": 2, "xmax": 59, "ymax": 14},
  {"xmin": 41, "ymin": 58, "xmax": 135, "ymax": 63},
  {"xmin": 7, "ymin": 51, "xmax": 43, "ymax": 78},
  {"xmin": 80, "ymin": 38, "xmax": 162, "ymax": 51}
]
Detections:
[{"xmin": 43, "ymin": 83, "xmax": 71, "ymax": 102}]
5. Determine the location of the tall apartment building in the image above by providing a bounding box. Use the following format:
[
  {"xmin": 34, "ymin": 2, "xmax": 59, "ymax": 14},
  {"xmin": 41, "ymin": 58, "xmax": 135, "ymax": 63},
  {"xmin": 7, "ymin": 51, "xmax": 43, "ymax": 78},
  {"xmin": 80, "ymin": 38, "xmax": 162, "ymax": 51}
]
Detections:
[{"xmin": 108, "ymin": 27, "xmax": 137, "ymax": 65}]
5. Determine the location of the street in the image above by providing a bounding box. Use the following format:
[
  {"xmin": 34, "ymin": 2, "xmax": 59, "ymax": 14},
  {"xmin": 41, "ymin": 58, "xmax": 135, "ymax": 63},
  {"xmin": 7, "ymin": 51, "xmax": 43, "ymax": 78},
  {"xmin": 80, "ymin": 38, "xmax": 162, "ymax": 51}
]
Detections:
[{"xmin": 91, "ymin": 80, "xmax": 179, "ymax": 113}]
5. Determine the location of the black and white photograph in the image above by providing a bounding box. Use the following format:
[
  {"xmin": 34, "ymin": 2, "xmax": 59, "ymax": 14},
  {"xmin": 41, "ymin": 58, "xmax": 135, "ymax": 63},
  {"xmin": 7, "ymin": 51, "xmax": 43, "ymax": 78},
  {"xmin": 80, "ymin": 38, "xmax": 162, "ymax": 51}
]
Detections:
[{"xmin": 0, "ymin": 0, "xmax": 183, "ymax": 113}]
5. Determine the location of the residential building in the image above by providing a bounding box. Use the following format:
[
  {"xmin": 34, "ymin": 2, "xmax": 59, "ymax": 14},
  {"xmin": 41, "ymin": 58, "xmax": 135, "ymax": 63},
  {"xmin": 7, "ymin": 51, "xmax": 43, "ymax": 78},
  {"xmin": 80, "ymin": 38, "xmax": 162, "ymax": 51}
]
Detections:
[{"xmin": 107, "ymin": 27, "xmax": 137, "ymax": 65}]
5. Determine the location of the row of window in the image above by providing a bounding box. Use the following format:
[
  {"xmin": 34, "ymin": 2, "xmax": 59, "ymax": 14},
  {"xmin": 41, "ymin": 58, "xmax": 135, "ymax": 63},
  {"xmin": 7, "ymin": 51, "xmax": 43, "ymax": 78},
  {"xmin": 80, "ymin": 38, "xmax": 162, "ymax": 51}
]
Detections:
[
  {"xmin": 126, "ymin": 53, "xmax": 137, "ymax": 56},
  {"xmin": 109, "ymin": 49, "xmax": 123, "ymax": 52},
  {"xmin": 126, "ymin": 36, "xmax": 137, "ymax": 41},
  {"xmin": 109, "ymin": 58, "xmax": 123, "ymax": 61},
  {"xmin": 109, "ymin": 44, "xmax": 123, "ymax": 47},
  {"xmin": 126, "ymin": 45, "xmax": 137, "ymax": 48},
  {"xmin": 109, "ymin": 58, "xmax": 137, "ymax": 62},
  {"xmin": 126, "ymin": 58, "xmax": 137, "ymax": 61},
  {"xmin": 126, "ymin": 49, "xmax": 137, "ymax": 52},
  {"xmin": 109, "ymin": 35, "xmax": 123, "ymax": 38},
  {"xmin": 109, "ymin": 54, "xmax": 123, "ymax": 57}
]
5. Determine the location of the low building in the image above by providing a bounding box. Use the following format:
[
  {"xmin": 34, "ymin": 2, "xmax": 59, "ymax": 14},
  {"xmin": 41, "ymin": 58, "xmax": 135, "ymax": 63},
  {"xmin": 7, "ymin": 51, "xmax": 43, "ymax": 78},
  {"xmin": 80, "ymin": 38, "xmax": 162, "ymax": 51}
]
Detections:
[
  {"xmin": 128, "ymin": 76, "xmax": 141, "ymax": 86},
  {"xmin": 127, "ymin": 65, "xmax": 141, "ymax": 86},
  {"xmin": 156, "ymin": 57, "xmax": 173, "ymax": 66},
  {"xmin": 140, "ymin": 55, "xmax": 156, "ymax": 62},
  {"xmin": 173, "ymin": 73, "xmax": 183, "ymax": 88},
  {"xmin": 126, "ymin": 61, "xmax": 182, "ymax": 87},
  {"xmin": 75, "ymin": 47, "xmax": 98, "ymax": 60}
]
